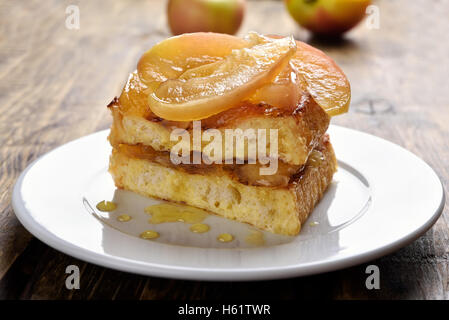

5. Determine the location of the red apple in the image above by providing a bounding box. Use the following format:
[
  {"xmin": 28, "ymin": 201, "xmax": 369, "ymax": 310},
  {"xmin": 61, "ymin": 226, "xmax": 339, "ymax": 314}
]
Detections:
[
  {"xmin": 285, "ymin": 0, "xmax": 371, "ymax": 36},
  {"xmin": 167, "ymin": 0, "xmax": 246, "ymax": 35}
]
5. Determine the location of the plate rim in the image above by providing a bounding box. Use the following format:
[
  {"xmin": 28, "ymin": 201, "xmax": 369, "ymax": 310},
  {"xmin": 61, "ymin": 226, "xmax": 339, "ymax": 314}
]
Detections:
[{"xmin": 12, "ymin": 125, "xmax": 446, "ymax": 281}]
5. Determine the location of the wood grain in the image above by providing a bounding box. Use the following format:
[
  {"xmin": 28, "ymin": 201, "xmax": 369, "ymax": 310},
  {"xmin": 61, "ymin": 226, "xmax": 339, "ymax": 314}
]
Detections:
[{"xmin": 0, "ymin": 0, "xmax": 448, "ymax": 299}]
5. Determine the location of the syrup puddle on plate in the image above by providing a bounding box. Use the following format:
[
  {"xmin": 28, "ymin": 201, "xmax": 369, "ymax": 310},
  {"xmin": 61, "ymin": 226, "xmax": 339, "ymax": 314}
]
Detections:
[
  {"xmin": 83, "ymin": 164, "xmax": 371, "ymax": 248},
  {"xmin": 83, "ymin": 188, "xmax": 292, "ymax": 249}
]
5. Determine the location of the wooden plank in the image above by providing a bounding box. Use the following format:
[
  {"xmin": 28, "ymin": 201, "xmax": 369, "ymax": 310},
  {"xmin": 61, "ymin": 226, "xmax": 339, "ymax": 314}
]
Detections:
[
  {"xmin": 0, "ymin": 0, "xmax": 168, "ymax": 279},
  {"xmin": 0, "ymin": 0, "xmax": 447, "ymax": 299}
]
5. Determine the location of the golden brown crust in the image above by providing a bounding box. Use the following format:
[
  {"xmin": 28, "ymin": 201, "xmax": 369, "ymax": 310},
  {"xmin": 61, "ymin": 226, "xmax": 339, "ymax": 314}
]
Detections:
[{"xmin": 293, "ymin": 136, "xmax": 337, "ymax": 226}]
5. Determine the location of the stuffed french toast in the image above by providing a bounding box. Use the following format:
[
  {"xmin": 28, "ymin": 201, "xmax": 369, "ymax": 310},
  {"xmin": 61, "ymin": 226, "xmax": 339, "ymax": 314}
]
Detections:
[{"xmin": 108, "ymin": 32, "xmax": 350, "ymax": 236}]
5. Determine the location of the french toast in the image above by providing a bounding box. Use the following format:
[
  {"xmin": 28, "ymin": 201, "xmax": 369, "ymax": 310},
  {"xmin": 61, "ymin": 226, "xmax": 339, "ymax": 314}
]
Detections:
[
  {"xmin": 108, "ymin": 72, "xmax": 330, "ymax": 166},
  {"xmin": 110, "ymin": 136, "xmax": 336, "ymax": 235},
  {"xmin": 107, "ymin": 32, "xmax": 350, "ymax": 236}
]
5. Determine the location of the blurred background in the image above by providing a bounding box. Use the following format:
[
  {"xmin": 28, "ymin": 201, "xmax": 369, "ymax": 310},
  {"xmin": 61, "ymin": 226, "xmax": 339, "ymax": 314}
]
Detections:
[
  {"xmin": 0, "ymin": 0, "xmax": 448, "ymax": 299},
  {"xmin": 2, "ymin": 0, "xmax": 447, "ymax": 140}
]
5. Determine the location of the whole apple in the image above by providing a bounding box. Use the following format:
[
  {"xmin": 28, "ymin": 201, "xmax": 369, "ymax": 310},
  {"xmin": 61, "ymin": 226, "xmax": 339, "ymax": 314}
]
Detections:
[
  {"xmin": 167, "ymin": 0, "xmax": 246, "ymax": 35},
  {"xmin": 285, "ymin": 0, "xmax": 371, "ymax": 36}
]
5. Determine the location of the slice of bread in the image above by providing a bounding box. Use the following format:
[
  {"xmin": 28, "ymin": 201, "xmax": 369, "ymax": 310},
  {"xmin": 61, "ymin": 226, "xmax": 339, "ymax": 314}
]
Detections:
[
  {"xmin": 108, "ymin": 78, "xmax": 330, "ymax": 166},
  {"xmin": 109, "ymin": 137, "xmax": 337, "ymax": 236}
]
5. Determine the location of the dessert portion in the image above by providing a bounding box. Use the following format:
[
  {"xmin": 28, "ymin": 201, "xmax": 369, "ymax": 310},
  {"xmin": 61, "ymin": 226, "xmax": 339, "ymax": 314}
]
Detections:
[
  {"xmin": 108, "ymin": 32, "xmax": 350, "ymax": 236},
  {"xmin": 110, "ymin": 136, "xmax": 335, "ymax": 236}
]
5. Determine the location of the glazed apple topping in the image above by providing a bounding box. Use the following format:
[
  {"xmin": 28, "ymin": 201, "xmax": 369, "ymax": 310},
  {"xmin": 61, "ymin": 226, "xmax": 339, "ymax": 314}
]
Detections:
[
  {"xmin": 123, "ymin": 32, "xmax": 350, "ymax": 122},
  {"xmin": 247, "ymin": 61, "xmax": 306, "ymax": 110},
  {"xmin": 148, "ymin": 35, "xmax": 297, "ymax": 121},
  {"xmin": 290, "ymin": 40, "xmax": 351, "ymax": 116}
]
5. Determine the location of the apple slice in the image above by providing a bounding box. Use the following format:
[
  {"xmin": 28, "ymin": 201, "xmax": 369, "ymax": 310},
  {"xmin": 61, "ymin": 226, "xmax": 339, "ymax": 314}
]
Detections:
[
  {"xmin": 120, "ymin": 33, "xmax": 248, "ymax": 117},
  {"xmin": 117, "ymin": 71, "xmax": 149, "ymax": 116},
  {"xmin": 148, "ymin": 35, "xmax": 297, "ymax": 121},
  {"xmin": 266, "ymin": 35, "xmax": 351, "ymax": 116},
  {"xmin": 292, "ymin": 40, "xmax": 351, "ymax": 116},
  {"xmin": 247, "ymin": 62, "xmax": 305, "ymax": 110},
  {"xmin": 137, "ymin": 32, "xmax": 248, "ymax": 91}
]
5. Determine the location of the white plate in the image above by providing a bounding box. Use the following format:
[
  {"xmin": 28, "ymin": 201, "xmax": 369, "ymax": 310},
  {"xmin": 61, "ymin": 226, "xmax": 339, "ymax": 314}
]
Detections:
[{"xmin": 12, "ymin": 125, "xmax": 444, "ymax": 281}]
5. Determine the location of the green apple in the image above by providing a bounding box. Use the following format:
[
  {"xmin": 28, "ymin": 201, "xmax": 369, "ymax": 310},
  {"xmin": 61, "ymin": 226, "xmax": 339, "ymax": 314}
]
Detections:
[
  {"xmin": 285, "ymin": 0, "xmax": 371, "ymax": 36},
  {"xmin": 167, "ymin": 0, "xmax": 246, "ymax": 35}
]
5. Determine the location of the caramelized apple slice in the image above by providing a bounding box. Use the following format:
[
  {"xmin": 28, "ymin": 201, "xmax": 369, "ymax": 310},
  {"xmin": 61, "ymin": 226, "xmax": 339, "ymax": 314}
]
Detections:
[
  {"xmin": 137, "ymin": 32, "xmax": 248, "ymax": 90},
  {"xmin": 117, "ymin": 71, "xmax": 149, "ymax": 116},
  {"xmin": 247, "ymin": 62, "xmax": 305, "ymax": 109},
  {"xmin": 120, "ymin": 33, "xmax": 247, "ymax": 117},
  {"xmin": 148, "ymin": 35, "xmax": 297, "ymax": 121},
  {"xmin": 267, "ymin": 35, "xmax": 351, "ymax": 116},
  {"xmin": 292, "ymin": 41, "xmax": 351, "ymax": 116}
]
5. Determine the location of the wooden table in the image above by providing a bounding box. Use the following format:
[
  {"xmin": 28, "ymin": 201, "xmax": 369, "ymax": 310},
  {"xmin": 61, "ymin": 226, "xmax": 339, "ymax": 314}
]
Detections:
[{"xmin": 0, "ymin": 0, "xmax": 448, "ymax": 299}]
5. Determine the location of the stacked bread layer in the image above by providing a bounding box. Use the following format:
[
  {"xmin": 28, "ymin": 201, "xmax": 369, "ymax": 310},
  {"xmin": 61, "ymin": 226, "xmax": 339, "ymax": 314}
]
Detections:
[{"xmin": 108, "ymin": 76, "xmax": 336, "ymax": 235}]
